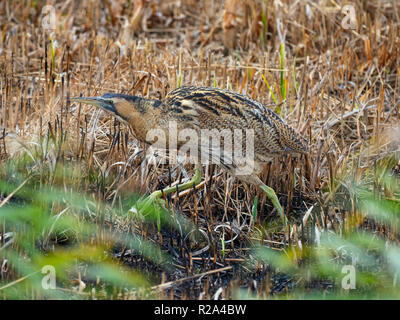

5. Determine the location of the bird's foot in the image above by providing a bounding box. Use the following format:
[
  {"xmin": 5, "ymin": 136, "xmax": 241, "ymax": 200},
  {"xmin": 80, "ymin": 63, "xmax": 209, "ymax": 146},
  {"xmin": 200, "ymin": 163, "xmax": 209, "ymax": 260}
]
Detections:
[
  {"xmin": 137, "ymin": 190, "xmax": 166, "ymax": 210},
  {"xmin": 132, "ymin": 188, "xmax": 168, "ymax": 214},
  {"xmin": 129, "ymin": 168, "xmax": 202, "ymax": 221},
  {"xmin": 260, "ymin": 184, "xmax": 287, "ymax": 226},
  {"xmin": 128, "ymin": 191, "xmax": 167, "ymax": 231}
]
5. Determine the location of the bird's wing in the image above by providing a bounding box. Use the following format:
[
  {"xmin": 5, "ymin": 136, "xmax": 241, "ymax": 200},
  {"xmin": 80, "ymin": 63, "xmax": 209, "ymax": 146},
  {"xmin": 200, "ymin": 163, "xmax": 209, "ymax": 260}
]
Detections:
[
  {"xmin": 165, "ymin": 86, "xmax": 283, "ymax": 128},
  {"xmin": 165, "ymin": 87, "xmax": 290, "ymax": 155}
]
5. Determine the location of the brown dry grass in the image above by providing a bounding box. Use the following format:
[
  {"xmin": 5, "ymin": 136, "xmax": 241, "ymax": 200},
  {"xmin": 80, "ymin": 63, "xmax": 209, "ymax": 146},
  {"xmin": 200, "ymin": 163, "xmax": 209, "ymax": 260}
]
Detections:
[{"xmin": 1, "ymin": 0, "xmax": 400, "ymax": 299}]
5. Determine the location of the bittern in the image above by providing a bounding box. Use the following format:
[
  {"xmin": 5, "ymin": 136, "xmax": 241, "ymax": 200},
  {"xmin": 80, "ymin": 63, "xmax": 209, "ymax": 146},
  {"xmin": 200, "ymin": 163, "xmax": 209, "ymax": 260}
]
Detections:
[{"xmin": 72, "ymin": 86, "xmax": 308, "ymax": 223}]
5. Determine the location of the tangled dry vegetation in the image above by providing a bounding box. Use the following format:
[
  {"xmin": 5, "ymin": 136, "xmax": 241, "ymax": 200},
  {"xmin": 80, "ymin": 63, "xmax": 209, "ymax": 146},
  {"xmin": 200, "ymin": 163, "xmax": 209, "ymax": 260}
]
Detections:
[{"xmin": 0, "ymin": 0, "xmax": 400, "ymax": 299}]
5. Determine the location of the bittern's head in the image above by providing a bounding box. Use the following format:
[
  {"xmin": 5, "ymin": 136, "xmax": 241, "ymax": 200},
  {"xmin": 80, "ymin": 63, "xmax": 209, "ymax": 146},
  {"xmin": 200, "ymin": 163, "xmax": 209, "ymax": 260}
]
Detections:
[
  {"xmin": 72, "ymin": 94, "xmax": 121, "ymax": 122},
  {"xmin": 72, "ymin": 93, "xmax": 148, "ymax": 125}
]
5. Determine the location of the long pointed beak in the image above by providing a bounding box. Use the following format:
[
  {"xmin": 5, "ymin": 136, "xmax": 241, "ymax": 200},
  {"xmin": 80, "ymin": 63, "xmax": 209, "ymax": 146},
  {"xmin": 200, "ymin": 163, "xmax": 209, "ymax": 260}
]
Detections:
[{"xmin": 71, "ymin": 96, "xmax": 116, "ymax": 114}]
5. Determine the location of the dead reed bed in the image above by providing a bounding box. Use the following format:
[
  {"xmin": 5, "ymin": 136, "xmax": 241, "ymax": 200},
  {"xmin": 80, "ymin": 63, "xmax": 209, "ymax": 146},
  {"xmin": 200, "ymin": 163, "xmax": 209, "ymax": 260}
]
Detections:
[{"xmin": 0, "ymin": 0, "xmax": 399, "ymax": 299}]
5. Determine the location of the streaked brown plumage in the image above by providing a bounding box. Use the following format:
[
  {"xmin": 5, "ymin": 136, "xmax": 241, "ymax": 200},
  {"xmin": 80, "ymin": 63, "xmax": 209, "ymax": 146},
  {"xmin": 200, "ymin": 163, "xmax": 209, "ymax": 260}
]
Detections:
[
  {"xmin": 72, "ymin": 86, "xmax": 309, "ymax": 223},
  {"xmin": 164, "ymin": 86, "xmax": 308, "ymax": 155}
]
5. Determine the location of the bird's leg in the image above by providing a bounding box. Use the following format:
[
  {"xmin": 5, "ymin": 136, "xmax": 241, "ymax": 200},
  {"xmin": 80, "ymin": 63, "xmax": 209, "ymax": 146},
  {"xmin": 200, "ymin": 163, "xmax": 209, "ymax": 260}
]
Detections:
[
  {"xmin": 132, "ymin": 166, "xmax": 202, "ymax": 226},
  {"xmin": 239, "ymin": 174, "xmax": 287, "ymax": 226},
  {"xmin": 147, "ymin": 166, "xmax": 202, "ymax": 201},
  {"xmin": 259, "ymin": 183, "xmax": 286, "ymax": 226}
]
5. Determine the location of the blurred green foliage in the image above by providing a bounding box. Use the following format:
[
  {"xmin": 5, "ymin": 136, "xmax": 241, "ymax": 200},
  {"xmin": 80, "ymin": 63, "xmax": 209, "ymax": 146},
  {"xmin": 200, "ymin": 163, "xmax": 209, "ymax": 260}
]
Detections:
[
  {"xmin": 254, "ymin": 152, "xmax": 400, "ymax": 299},
  {"xmin": 0, "ymin": 149, "xmax": 179, "ymax": 299}
]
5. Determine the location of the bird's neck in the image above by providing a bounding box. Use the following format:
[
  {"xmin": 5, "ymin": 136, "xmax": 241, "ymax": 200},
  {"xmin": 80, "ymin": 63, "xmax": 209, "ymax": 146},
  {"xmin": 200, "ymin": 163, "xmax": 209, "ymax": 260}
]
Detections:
[
  {"xmin": 131, "ymin": 96, "xmax": 163, "ymax": 114},
  {"xmin": 112, "ymin": 96, "xmax": 163, "ymax": 141}
]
